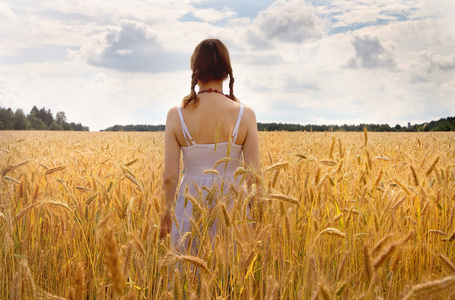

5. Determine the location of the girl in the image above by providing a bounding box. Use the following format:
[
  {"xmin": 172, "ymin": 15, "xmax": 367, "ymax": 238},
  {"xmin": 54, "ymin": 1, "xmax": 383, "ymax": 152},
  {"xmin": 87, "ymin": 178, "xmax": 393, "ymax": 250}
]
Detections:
[{"xmin": 160, "ymin": 39, "xmax": 260, "ymax": 248}]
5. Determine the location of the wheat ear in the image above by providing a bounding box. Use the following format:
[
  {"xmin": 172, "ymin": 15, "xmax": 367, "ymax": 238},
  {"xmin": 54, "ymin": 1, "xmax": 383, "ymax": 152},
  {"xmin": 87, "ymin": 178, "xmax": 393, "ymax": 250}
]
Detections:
[
  {"xmin": 403, "ymin": 276, "xmax": 455, "ymax": 300},
  {"xmin": 104, "ymin": 227, "xmax": 125, "ymax": 294},
  {"xmin": 438, "ymin": 253, "xmax": 455, "ymax": 274}
]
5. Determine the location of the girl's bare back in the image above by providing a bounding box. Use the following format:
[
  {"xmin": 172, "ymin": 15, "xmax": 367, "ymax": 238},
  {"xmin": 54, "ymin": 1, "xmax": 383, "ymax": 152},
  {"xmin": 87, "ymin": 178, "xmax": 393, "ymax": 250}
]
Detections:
[{"xmin": 176, "ymin": 93, "xmax": 246, "ymax": 146}]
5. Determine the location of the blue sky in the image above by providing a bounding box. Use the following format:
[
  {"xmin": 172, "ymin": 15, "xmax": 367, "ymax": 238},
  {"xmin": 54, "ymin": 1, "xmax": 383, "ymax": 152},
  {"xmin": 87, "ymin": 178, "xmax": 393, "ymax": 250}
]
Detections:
[{"xmin": 1, "ymin": 0, "xmax": 454, "ymax": 131}]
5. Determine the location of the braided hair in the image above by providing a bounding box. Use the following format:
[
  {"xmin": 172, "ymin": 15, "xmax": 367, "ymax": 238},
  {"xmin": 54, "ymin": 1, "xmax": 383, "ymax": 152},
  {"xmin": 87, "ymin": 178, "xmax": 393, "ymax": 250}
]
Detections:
[{"xmin": 182, "ymin": 39, "xmax": 237, "ymax": 107}]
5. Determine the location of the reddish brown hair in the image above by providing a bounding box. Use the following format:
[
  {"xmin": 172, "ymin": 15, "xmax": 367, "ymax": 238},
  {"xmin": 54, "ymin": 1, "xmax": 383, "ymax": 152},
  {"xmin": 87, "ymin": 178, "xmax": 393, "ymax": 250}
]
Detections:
[{"xmin": 182, "ymin": 39, "xmax": 237, "ymax": 107}]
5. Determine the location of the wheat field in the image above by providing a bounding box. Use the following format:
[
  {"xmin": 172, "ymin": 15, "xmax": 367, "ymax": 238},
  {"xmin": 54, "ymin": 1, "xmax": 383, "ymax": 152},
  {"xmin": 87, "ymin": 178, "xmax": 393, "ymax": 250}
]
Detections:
[{"xmin": 1, "ymin": 130, "xmax": 455, "ymax": 299}]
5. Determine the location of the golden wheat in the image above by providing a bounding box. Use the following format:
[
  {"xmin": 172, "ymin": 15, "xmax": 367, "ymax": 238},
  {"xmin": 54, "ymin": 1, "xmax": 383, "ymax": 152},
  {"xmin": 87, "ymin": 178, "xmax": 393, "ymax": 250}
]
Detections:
[{"xmin": 1, "ymin": 131, "xmax": 454, "ymax": 299}]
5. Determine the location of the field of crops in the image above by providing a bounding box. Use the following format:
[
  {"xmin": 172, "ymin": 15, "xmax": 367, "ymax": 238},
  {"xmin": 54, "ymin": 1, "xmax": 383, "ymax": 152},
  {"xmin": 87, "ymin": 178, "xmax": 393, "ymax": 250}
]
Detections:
[{"xmin": 1, "ymin": 130, "xmax": 455, "ymax": 299}]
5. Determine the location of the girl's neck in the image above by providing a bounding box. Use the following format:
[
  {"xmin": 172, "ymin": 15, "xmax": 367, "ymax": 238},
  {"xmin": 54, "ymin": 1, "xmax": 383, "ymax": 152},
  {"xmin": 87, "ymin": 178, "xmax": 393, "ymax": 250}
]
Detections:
[{"xmin": 197, "ymin": 81, "xmax": 223, "ymax": 93}]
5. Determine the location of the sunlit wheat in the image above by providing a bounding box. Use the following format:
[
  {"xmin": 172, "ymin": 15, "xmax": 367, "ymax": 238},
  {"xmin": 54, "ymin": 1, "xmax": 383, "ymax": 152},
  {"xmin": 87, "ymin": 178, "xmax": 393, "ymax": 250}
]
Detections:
[{"xmin": 0, "ymin": 130, "xmax": 454, "ymax": 298}]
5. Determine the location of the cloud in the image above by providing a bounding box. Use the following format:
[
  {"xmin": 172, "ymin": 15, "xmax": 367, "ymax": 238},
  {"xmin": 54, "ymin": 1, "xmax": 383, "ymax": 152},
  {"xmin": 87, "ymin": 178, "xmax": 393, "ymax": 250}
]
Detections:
[
  {"xmin": 0, "ymin": 60, "xmax": 191, "ymax": 131},
  {"xmin": 247, "ymin": 0, "xmax": 324, "ymax": 45},
  {"xmin": 70, "ymin": 19, "xmax": 187, "ymax": 73},
  {"xmin": 0, "ymin": 80, "xmax": 11, "ymax": 100},
  {"xmin": 0, "ymin": 2, "xmax": 15, "ymax": 20},
  {"xmin": 2, "ymin": 0, "xmax": 455, "ymax": 131},
  {"xmin": 347, "ymin": 34, "xmax": 396, "ymax": 69},
  {"xmin": 235, "ymin": 52, "xmax": 283, "ymax": 65},
  {"xmin": 320, "ymin": 0, "xmax": 420, "ymax": 33},
  {"xmin": 282, "ymin": 74, "xmax": 319, "ymax": 92},
  {"xmin": 421, "ymin": 51, "xmax": 455, "ymax": 71},
  {"xmin": 409, "ymin": 0, "xmax": 455, "ymax": 19},
  {"xmin": 192, "ymin": 8, "xmax": 236, "ymax": 23}
]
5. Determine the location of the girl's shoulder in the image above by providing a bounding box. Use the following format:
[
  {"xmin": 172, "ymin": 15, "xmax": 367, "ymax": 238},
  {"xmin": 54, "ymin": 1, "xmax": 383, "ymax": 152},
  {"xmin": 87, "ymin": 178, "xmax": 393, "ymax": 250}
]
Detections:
[
  {"xmin": 240, "ymin": 104, "xmax": 257, "ymax": 122},
  {"xmin": 167, "ymin": 105, "xmax": 179, "ymax": 113},
  {"xmin": 165, "ymin": 106, "xmax": 181, "ymax": 130}
]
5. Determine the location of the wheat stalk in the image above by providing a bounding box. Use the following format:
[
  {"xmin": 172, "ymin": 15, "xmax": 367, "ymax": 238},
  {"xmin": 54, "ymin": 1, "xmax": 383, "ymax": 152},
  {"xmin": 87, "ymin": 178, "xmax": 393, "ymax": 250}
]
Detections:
[
  {"xmin": 175, "ymin": 255, "xmax": 209, "ymax": 272},
  {"xmin": 20, "ymin": 260, "xmax": 36, "ymax": 298},
  {"xmin": 438, "ymin": 253, "xmax": 455, "ymax": 274},
  {"xmin": 45, "ymin": 165, "xmax": 67, "ymax": 175},
  {"xmin": 213, "ymin": 157, "xmax": 232, "ymax": 169},
  {"xmin": 265, "ymin": 162, "xmax": 289, "ymax": 172},
  {"xmin": 1, "ymin": 159, "xmax": 32, "ymax": 177},
  {"xmin": 219, "ymin": 202, "xmax": 231, "ymax": 228},
  {"xmin": 124, "ymin": 173, "xmax": 143, "ymax": 189},
  {"xmin": 336, "ymin": 251, "xmax": 349, "ymax": 282},
  {"xmin": 425, "ymin": 155, "xmax": 440, "ymax": 176},
  {"xmin": 321, "ymin": 227, "xmax": 347, "ymax": 238},
  {"xmin": 403, "ymin": 276, "xmax": 455, "ymax": 300},
  {"xmin": 203, "ymin": 169, "xmax": 220, "ymax": 175},
  {"xmin": 372, "ymin": 233, "xmax": 394, "ymax": 256},
  {"xmin": 443, "ymin": 232, "xmax": 455, "ymax": 242},
  {"xmin": 318, "ymin": 282, "xmax": 332, "ymax": 300},
  {"xmin": 10, "ymin": 271, "xmax": 22, "ymax": 300},
  {"xmin": 393, "ymin": 177, "xmax": 410, "ymax": 195},
  {"xmin": 363, "ymin": 245, "xmax": 372, "ymax": 284},
  {"xmin": 104, "ymin": 227, "xmax": 125, "ymax": 295},
  {"xmin": 122, "ymin": 240, "xmax": 134, "ymax": 278},
  {"xmin": 373, "ymin": 243, "xmax": 397, "ymax": 270},
  {"xmin": 12, "ymin": 203, "xmax": 39, "ymax": 225},
  {"xmin": 75, "ymin": 262, "xmax": 86, "ymax": 300},
  {"xmin": 2, "ymin": 130, "xmax": 455, "ymax": 299},
  {"xmin": 426, "ymin": 230, "xmax": 446, "ymax": 236},
  {"xmin": 270, "ymin": 194, "xmax": 300, "ymax": 205}
]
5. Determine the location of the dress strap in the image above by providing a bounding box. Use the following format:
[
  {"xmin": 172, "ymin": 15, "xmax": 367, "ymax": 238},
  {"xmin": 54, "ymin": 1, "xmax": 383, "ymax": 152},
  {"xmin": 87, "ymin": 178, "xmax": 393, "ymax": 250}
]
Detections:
[
  {"xmin": 231, "ymin": 104, "xmax": 244, "ymax": 144},
  {"xmin": 177, "ymin": 106, "xmax": 196, "ymax": 146}
]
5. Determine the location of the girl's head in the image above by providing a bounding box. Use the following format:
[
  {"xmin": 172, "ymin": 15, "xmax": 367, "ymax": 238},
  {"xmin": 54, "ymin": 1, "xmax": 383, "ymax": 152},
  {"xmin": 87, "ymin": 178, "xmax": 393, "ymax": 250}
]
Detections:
[{"xmin": 183, "ymin": 39, "xmax": 237, "ymax": 107}]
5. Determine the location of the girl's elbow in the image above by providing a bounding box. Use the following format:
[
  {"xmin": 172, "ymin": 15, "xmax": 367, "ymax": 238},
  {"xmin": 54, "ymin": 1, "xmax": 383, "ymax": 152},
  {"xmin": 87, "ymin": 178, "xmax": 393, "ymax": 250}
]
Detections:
[{"xmin": 163, "ymin": 173, "xmax": 178, "ymax": 185}]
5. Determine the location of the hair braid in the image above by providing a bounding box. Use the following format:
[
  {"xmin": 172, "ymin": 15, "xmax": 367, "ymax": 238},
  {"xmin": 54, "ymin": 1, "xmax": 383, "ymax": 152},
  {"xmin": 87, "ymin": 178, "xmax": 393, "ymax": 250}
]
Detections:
[
  {"xmin": 183, "ymin": 71, "xmax": 199, "ymax": 107},
  {"xmin": 228, "ymin": 72, "xmax": 236, "ymax": 101}
]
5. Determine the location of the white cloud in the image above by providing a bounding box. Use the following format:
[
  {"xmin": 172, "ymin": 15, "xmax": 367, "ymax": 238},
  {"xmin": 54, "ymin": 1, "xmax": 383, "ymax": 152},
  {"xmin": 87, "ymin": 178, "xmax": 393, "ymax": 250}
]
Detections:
[
  {"xmin": 421, "ymin": 51, "xmax": 455, "ymax": 71},
  {"xmin": 0, "ymin": 1, "xmax": 196, "ymax": 56},
  {"xmin": 323, "ymin": 0, "xmax": 419, "ymax": 29},
  {"xmin": 192, "ymin": 8, "xmax": 236, "ymax": 23},
  {"xmin": 37, "ymin": 0, "xmax": 193, "ymax": 23},
  {"xmin": 410, "ymin": 0, "xmax": 455, "ymax": 19},
  {"xmin": 0, "ymin": 1, "xmax": 14, "ymax": 19},
  {"xmin": 71, "ymin": 20, "xmax": 187, "ymax": 73},
  {"xmin": 246, "ymin": 0, "xmax": 324, "ymax": 45},
  {"xmin": 1, "ymin": 0, "xmax": 455, "ymax": 131},
  {"xmin": 0, "ymin": 60, "xmax": 190, "ymax": 130},
  {"xmin": 347, "ymin": 34, "xmax": 397, "ymax": 69}
]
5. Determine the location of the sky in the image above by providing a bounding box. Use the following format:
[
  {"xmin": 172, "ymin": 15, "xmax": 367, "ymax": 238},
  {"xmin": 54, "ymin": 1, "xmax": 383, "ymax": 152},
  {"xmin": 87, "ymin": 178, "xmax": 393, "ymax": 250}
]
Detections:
[{"xmin": 1, "ymin": 0, "xmax": 454, "ymax": 131}]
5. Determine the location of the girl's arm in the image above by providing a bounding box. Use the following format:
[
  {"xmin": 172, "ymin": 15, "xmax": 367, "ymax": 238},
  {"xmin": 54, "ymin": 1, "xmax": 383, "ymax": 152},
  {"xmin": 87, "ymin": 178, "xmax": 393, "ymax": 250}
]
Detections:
[
  {"xmin": 160, "ymin": 108, "xmax": 181, "ymax": 238},
  {"xmin": 242, "ymin": 106, "xmax": 260, "ymax": 174}
]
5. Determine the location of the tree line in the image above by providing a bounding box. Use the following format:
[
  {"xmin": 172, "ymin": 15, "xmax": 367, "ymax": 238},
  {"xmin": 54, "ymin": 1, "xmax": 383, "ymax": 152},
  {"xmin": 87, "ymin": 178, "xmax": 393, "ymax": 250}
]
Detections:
[
  {"xmin": 257, "ymin": 117, "xmax": 455, "ymax": 132},
  {"xmin": 102, "ymin": 124, "xmax": 165, "ymax": 132},
  {"xmin": 102, "ymin": 116, "xmax": 454, "ymax": 132},
  {"xmin": 3, "ymin": 104, "xmax": 452, "ymax": 132},
  {"xmin": 0, "ymin": 106, "xmax": 89, "ymax": 131}
]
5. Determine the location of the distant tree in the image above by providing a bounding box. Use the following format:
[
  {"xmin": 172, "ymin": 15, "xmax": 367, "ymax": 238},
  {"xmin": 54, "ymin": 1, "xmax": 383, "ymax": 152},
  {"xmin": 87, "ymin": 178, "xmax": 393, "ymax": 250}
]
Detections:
[
  {"xmin": 434, "ymin": 122, "xmax": 452, "ymax": 131},
  {"xmin": 0, "ymin": 107, "xmax": 15, "ymax": 130},
  {"xmin": 375, "ymin": 124, "xmax": 392, "ymax": 132},
  {"xmin": 56, "ymin": 111, "xmax": 67, "ymax": 124},
  {"xmin": 27, "ymin": 115, "xmax": 48, "ymax": 130},
  {"xmin": 0, "ymin": 105, "xmax": 89, "ymax": 131},
  {"xmin": 30, "ymin": 106, "xmax": 39, "ymax": 117},
  {"xmin": 62, "ymin": 122, "xmax": 71, "ymax": 130},
  {"xmin": 50, "ymin": 121, "xmax": 63, "ymax": 131},
  {"xmin": 14, "ymin": 109, "xmax": 29, "ymax": 130},
  {"xmin": 68, "ymin": 122, "xmax": 88, "ymax": 131},
  {"xmin": 35, "ymin": 107, "xmax": 53, "ymax": 127}
]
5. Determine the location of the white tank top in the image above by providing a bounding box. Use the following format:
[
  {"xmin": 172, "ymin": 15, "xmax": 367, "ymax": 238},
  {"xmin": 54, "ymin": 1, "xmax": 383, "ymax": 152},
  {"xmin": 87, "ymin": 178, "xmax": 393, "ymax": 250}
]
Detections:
[{"xmin": 176, "ymin": 104, "xmax": 244, "ymax": 176}]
